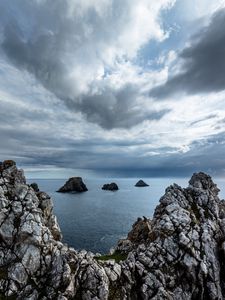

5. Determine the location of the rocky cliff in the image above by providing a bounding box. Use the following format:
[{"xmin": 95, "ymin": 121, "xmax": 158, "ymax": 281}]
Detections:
[{"xmin": 1, "ymin": 161, "xmax": 225, "ymax": 299}]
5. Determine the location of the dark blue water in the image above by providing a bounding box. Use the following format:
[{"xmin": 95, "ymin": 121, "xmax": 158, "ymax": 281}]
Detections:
[{"xmin": 29, "ymin": 177, "xmax": 225, "ymax": 254}]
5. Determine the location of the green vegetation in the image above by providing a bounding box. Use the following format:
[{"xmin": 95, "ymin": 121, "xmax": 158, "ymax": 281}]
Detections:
[
  {"xmin": 191, "ymin": 202, "xmax": 201, "ymax": 220},
  {"xmin": 108, "ymin": 284, "xmax": 123, "ymax": 299},
  {"xmin": 94, "ymin": 251, "xmax": 127, "ymax": 263}
]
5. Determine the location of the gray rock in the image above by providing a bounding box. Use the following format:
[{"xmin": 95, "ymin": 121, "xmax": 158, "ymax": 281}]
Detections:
[
  {"xmin": 57, "ymin": 177, "xmax": 88, "ymax": 193},
  {"xmin": 1, "ymin": 160, "xmax": 225, "ymax": 299}
]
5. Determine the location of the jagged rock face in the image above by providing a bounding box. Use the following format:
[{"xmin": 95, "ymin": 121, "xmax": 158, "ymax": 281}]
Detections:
[
  {"xmin": 57, "ymin": 177, "xmax": 88, "ymax": 193},
  {"xmin": 1, "ymin": 162, "xmax": 225, "ymax": 300},
  {"xmin": 116, "ymin": 172, "xmax": 225, "ymax": 299},
  {"xmin": 102, "ymin": 183, "xmax": 119, "ymax": 191},
  {"xmin": 0, "ymin": 162, "xmax": 107, "ymax": 299},
  {"xmin": 135, "ymin": 180, "xmax": 149, "ymax": 187}
]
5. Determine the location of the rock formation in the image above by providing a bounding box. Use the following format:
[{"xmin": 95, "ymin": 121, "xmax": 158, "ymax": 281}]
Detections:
[
  {"xmin": 1, "ymin": 161, "xmax": 225, "ymax": 299},
  {"xmin": 30, "ymin": 182, "xmax": 39, "ymax": 192},
  {"xmin": 135, "ymin": 179, "xmax": 149, "ymax": 187},
  {"xmin": 57, "ymin": 177, "xmax": 88, "ymax": 193},
  {"xmin": 102, "ymin": 182, "xmax": 119, "ymax": 191}
]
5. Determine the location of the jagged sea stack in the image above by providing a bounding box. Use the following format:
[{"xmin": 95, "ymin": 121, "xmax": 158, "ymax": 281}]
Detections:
[
  {"xmin": 135, "ymin": 179, "xmax": 149, "ymax": 187},
  {"xmin": 57, "ymin": 177, "xmax": 88, "ymax": 192},
  {"xmin": 102, "ymin": 182, "xmax": 119, "ymax": 191}
]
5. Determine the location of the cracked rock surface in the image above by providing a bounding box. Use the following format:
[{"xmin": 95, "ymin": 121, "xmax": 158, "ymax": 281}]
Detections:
[{"xmin": 1, "ymin": 161, "xmax": 225, "ymax": 299}]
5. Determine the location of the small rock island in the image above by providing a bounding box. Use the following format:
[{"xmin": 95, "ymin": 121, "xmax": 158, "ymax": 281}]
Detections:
[
  {"xmin": 57, "ymin": 177, "xmax": 88, "ymax": 192},
  {"xmin": 102, "ymin": 182, "xmax": 119, "ymax": 191},
  {"xmin": 135, "ymin": 179, "xmax": 149, "ymax": 187}
]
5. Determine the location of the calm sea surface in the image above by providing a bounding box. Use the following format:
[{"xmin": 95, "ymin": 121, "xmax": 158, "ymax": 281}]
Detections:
[{"xmin": 28, "ymin": 177, "xmax": 225, "ymax": 254}]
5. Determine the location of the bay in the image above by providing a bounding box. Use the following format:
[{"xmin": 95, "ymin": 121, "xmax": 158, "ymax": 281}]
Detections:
[{"xmin": 29, "ymin": 177, "xmax": 225, "ymax": 253}]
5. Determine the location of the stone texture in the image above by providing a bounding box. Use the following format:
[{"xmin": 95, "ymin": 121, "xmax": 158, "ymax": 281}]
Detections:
[
  {"xmin": 57, "ymin": 177, "xmax": 88, "ymax": 193},
  {"xmin": 1, "ymin": 161, "xmax": 225, "ymax": 299}
]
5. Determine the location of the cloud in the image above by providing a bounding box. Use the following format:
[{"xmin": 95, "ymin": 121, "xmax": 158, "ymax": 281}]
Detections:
[
  {"xmin": 1, "ymin": 58, "xmax": 224, "ymax": 178},
  {"xmin": 149, "ymin": 8, "xmax": 225, "ymax": 99},
  {"xmin": 1, "ymin": 1, "xmax": 225, "ymax": 178},
  {"xmin": 0, "ymin": 0, "xmax": 174, "ymax": 129},
  {"xmin": 66, "ymin": 84, "xmax": 170, "ymax": 129}
]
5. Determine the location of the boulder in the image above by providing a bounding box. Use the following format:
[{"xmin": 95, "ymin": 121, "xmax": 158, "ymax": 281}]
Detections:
[
  {"xmin": 135, "ymin": 179, "xmax": 149, "ymax": 187},
  {"xmin": 30, "ymin": 182, "xmax": 39, "ymax": 192},
  {"xmin": 57, "ymin": 177, "xmax": 88, "ymax": 193},
  {"xmin": 102, "ymin": 182, "xmax": 119, "ymax": 191}
]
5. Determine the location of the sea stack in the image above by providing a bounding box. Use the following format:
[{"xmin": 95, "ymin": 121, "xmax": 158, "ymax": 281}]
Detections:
[
  {"xmin": 57, "ymin": 177, "xmax": 88, "ymax": 192},
  {"xmin": 102, "ymin": 182, "xmax": 119, "ymax": 191},
  {"xmin": 135, "ymin": 179, "xmax": 149, "ymax": 187}
]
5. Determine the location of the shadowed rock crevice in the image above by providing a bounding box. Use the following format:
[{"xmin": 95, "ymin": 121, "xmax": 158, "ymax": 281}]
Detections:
[{"xmin": 1, "ymin": 161, "xmax": 225, "ymax": 299}]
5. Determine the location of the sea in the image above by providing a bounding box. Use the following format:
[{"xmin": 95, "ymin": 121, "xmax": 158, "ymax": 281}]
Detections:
[{"xmin": 28, "ymin": 177, "xmax": 225, "ymax": 254}]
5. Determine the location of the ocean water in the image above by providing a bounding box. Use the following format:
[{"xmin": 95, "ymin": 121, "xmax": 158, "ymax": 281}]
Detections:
[{"xmin": 29, "ymin": 177, "xmax": 225, "ymax": 254}]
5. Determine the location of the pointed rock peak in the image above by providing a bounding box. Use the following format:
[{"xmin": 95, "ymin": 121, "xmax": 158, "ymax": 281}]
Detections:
[
  {"xmin": 189, "ymin": 172, "xmax": 220, "ymax": 194},
  {"xmin": 135, "ymin": 180, "xmax": 149, "ymax": 187}
]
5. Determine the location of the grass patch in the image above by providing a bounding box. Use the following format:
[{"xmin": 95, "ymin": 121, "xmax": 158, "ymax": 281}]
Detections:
[{"xmin": 94, "ymin": 251, "xmax": 127, "ymax": 263}]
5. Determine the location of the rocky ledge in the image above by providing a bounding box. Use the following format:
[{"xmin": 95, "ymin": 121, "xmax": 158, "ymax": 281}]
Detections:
[
  {"xmin": 1, "ymin": 161, "xmax": 225, "ymax": 299},
  {"xmin": 102, "ymin": 183, "xmax": 119, "ymax": 191},
  {"xmin": 57, "ymin": 177, "xmax": 88, "ymax": 193}
]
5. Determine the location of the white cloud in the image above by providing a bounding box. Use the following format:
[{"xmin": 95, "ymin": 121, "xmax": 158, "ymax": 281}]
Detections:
[
  {"xmin": 0, "ymin": 0, "xmax": 176, "ymax": 128},
  {"xmin": 0, "ymin": 0, "xmax": 225, "ymax": 176}
]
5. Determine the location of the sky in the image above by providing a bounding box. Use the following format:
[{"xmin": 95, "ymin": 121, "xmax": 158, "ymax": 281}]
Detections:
[{"xmin": 0, "ymin": 0, "xmax": 225, "ymax": 178}]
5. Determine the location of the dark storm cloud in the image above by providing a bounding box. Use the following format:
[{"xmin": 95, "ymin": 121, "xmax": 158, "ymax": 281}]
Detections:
[
  {"xmin": 66, "ymin": 86, "xmax": 170, "ymax": 129},
  {"xmin": 0, "ymin": 0, "xmax": 168, "ymax": 129},
  {"xmin": 149, "ymin": 8, "xmax": 225, "ymax": 99},
  {"xmin": 91, "ymin": 131, "xmax": 225, "ymax": 177}
]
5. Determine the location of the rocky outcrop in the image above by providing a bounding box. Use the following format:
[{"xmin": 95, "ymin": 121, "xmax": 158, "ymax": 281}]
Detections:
[
  {"xmin": 115, "ymin": 172, "xmax": 225, "ymax": 299},
  {"xmin": 57, "ymin": 177, "xmax": 88, "ymax": 193},
  {"xmin": 1, "ymin": 162, "xmax": 225, "ymax": 299},
  {"xmin": 135, "ymin": 179, "xmax": 149, "ymax": 187},
  {"xmin": 0, "ymin": 161, "xmax": 104, "ymax": 299},
  {"xmin": 30, "ymin": 182, "xmax": 39, "ymax": 192},
  {"xmin": 102, "ymin": 182, "xmax": 119, "ymax": 191}
]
